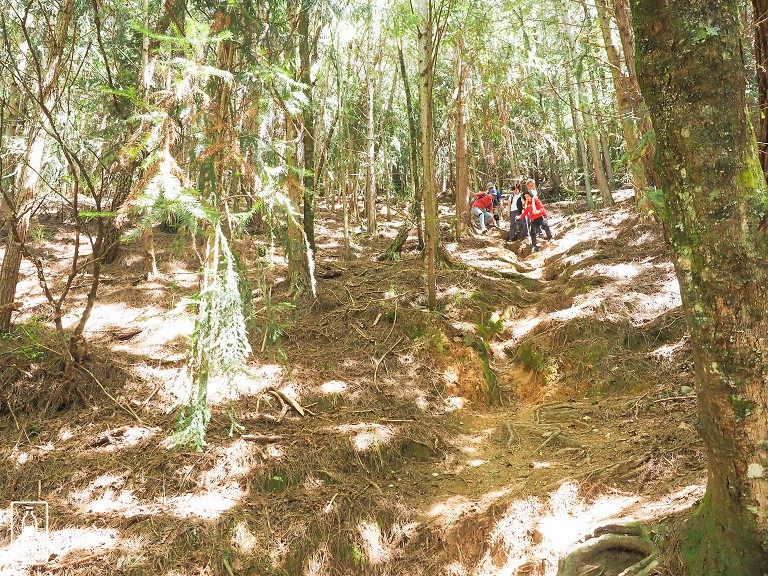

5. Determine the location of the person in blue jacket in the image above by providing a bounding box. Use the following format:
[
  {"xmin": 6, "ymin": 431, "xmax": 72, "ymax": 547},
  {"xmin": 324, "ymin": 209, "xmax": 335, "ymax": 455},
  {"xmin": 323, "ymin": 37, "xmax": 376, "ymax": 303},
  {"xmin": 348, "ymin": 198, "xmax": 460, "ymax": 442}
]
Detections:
[{"xmin": 485, "ymin": 181, "xmax": 502, "ymax": 226}]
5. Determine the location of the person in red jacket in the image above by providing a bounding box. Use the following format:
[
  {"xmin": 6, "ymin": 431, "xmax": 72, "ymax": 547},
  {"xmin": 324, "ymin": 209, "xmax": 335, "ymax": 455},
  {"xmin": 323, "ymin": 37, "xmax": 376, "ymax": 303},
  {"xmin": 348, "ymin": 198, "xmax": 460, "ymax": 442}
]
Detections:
[
  {"xmin": 517, "ymin": 190, "xmax": 552, "ymax": 251},
  {"xmin": 471, "ymin": 190, "xmax": 494, "ymax": 233}
]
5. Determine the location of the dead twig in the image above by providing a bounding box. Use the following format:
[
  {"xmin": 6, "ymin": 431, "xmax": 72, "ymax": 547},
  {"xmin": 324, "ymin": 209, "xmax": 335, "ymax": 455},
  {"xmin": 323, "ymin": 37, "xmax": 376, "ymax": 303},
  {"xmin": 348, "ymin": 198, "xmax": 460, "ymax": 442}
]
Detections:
[
  {"xmin": 651, "ymin": 395, "xmax": 696, "ymax": 403},
  {"xmin": 373, "ymin": 335, "xmax": 405, "ymax": 391},
  {"xmin": 531, "ymin": 429, "xmax": 561, "ymax": 455},
  {"xmin": 76, "ymin": 363, "xmax": 144, "ymax": 424}
]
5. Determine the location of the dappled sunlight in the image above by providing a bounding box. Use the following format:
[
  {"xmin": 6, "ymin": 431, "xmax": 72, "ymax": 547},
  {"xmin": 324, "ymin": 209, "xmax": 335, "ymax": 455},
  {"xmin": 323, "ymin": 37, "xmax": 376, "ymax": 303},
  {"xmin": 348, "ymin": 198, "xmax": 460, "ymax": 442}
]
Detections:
[
  {"xmin": 358, "ymin": 519, "xmax": 391, "ymax": 565},
  {"xmin": 336, "ymin": 422, "xmax": 396, "ymax": 452},
  {"xmin": 512, "ymin": 315, "xmax": 545, "ymax": 339},
  {"xmin": 171, "ymin": 363, "xmax": 283, "ymax": 406},
  {"xmin": 164, "ymin": 485, "xmax": 242, "ymax": 520},
  {"xmin": 89, "ymin": 426, "xmax": 160, "ymax": 452},
  {"xmin": 0, "ymin": 525, "xmax": 117, "ymax": 572},
  {"xmin": 7, "ymin": 442, "xmax": 55, "ymax": 467},
  {"xmin": 320, "ymin": 379, "xmax": 348, "ymax": 394},
  {"xmin": 231, "ymin": 520, "xmax": 259, "ymax": 554},
  {"xmin": 305, "ymin": 543, "xmax": 332, "ymax": 575},
  {"xmin": 473, "ymin": 480, "xmax": 706, "ymax": 575},
  {"xmin": 588, "ymin": 262, "xmax": 640, "ymax": 280},
  {"xmin": 202, "ymin": 439, "xmax": 259, "ymax": 487},
  {"xmin": 651, "ymin": 336, "xmax": 690, "ymax": 362}
]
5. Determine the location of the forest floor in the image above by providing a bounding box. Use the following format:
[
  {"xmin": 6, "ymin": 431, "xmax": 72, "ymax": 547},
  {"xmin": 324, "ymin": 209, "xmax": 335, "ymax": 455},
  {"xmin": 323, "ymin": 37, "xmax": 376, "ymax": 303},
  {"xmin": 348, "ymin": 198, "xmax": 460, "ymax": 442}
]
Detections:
[{"xmin": 0, "ymin": 189, "xmax": 705, "ymax": 576}]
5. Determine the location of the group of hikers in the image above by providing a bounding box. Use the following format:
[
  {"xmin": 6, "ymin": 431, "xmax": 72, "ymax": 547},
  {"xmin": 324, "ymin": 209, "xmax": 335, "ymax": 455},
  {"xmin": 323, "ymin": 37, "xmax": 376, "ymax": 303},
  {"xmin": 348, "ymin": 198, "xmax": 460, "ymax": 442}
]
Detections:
[{"xmin": 471, "ymin": 179, "xmax": 553, "ymax": 252}]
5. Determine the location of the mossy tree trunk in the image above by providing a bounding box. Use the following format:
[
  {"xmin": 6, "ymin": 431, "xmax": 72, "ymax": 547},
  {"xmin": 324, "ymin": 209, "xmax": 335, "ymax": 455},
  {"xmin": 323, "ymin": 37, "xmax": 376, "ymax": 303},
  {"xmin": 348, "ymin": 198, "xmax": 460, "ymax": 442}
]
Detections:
[{"xmin": 633, "ymin": 1, "xmax": 768, "ymax": 573}]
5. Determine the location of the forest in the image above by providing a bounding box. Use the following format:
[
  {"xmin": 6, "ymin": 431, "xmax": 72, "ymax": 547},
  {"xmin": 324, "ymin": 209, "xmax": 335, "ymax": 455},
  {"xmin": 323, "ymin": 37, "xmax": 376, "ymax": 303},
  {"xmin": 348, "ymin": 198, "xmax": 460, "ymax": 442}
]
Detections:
[{"xmin": 1, "ymin": 0, "xmax": 767, "ymax": 574}]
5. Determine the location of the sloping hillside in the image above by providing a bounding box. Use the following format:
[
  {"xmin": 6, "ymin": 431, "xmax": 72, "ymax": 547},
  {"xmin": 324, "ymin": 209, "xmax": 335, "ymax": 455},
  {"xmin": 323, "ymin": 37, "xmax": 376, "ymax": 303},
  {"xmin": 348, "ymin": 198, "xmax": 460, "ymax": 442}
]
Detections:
[{"xmin": 0, "ymin": 192, "xmax": 702, "ymax": 575}]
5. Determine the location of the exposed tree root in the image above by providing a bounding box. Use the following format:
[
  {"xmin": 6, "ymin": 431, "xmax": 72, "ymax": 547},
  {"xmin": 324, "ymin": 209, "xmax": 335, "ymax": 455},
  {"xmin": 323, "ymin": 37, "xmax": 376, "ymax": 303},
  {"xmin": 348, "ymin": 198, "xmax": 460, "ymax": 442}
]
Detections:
[{"xmin": 557, "ymin": 524, "xmax": 657, "ymax": 576}]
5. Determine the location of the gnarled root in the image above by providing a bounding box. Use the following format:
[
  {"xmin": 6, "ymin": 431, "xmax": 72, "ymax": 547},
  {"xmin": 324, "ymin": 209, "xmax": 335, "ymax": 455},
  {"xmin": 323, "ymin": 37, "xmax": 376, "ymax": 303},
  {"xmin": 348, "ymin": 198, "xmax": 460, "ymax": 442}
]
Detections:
[{"xmin": 557, "ymin": 523, "xmax": 657, "ymax": 576}]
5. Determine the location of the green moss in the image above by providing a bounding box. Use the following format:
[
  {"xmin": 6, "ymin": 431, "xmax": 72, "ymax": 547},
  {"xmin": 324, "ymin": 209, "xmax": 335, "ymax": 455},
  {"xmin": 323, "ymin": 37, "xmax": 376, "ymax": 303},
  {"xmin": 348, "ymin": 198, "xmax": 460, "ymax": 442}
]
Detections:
[
  {"xmin": 682, "ymin": 491, "xmax": 768, "ymax": 575},
  {"xmin": 517, "ymin": 343, "xmax": 546, "ymax": 373},
  {"xmin": 730, "ymin": 395, "xmax": 757, "ymax": 420}
]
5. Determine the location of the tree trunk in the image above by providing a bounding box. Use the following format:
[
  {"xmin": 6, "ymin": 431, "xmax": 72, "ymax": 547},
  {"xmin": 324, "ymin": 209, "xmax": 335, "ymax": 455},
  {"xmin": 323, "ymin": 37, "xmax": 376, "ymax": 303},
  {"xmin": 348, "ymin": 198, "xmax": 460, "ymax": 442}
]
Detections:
[
  {"xmin": 299, "ymin": 0, "xmax": 316, "ymax": 251},
  {"xmin": 365, "ymin": 71, "xmax": 377, "ymax": 234},
  {"xmin": 633, "ymin": 1, "xmax": 768, "ymax": 573},
  {"xmin": 595, "ymin": 0, "xmax": 648, "ymax": 199},
  {"xmin": 398, "ymin": 44, "xmax": 423, "ymax": 249},
  {"xmin": 455, "ymin": 38, "xmax": 469, "ymax": 240},
  {"xmin": 580, "ymin": 77, "xmax": 613, "ymax": 204},
  {"xmin": 418, "ymin": 0, "xmax": 437, "ymax": 310},
  {"xmin": 564, "ymin": 62, "xmax": 594, "ymax": 208},
  {"xmin": 614, "ymin": 0, "xmax": 658, "ymax": 207},
  {"xmin": 285, "ymin": 110, "xmax": 314, "ymax": 295},
  {"xmin": 0, "ymin": 0, "xmax": 76, "ymax": 331}
]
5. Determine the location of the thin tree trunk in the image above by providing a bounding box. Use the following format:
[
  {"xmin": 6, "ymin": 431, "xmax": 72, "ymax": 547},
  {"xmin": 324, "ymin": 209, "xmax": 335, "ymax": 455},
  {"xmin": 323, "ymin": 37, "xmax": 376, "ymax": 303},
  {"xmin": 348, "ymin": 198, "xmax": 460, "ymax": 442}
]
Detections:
[
  {"xmin": 614, "ymin": 0, "xmax": 658, "ymax": 205},
  {"xmin": 398, "ymin": 44, "xmax": 423, "ymax": 249},
  {"xmin": 565, "ymin": 64, "xmax": 594, "ymax": 209},
  {"xmin": 299, "ymin": 0, "xmax": 316, "ymax": 250},
  {"xmin": 634, "ymin": 1, "xmax": 768, "ymax": 573},
  {"xmin": 455, "ymin": 38, "xmax": 469, "ymax": 240},
  {"xmin": 0, "ymin": 0, "xmax": 76, "ymax": 331},
  {"xmin": 365, "ymin": 71, "xmax": 377, "ymax": 234},
  {"xmin": 418, "ymin": 0, "xmax": 437, "ymax": 309},
  {"xmin": 595, "ymin": 0, "xmax": 648, "ymax": 201},
  {"xmin": 593, "ymin": 83, "xmax": 617, "ymax": 192}
]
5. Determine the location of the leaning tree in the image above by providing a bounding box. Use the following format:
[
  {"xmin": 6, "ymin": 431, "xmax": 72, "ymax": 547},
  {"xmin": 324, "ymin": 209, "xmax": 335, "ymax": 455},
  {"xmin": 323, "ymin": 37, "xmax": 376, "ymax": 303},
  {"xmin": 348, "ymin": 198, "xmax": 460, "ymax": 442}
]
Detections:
[{"xmin": 633, "ymin": 0, "xmax": 768, "ymax": 573}]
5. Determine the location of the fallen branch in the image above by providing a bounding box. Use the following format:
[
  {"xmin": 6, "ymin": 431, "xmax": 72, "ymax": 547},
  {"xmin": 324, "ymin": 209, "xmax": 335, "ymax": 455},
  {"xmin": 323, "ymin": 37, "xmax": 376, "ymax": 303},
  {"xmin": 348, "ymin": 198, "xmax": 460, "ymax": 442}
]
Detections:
[
  {"xmin": 268, "ymin": 387, "xmax": 305, "ymax": 417},
  {"xmin": 241, "ymin": 434, "xmax": 284, "ymax": 443}
]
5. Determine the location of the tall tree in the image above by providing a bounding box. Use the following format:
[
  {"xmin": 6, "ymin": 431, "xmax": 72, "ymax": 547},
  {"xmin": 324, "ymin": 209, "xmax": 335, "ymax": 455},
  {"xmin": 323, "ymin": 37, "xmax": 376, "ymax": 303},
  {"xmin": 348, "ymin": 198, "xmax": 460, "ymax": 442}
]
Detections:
[
  {"xmin": 0, "ymin": 0, "xmax": 77, "ymax": 331},
  {"xmin": 298, "ymin": 0, "xmax": 318, "ymax": 251},
  {"xmin": 417, "ymin": 0, "xmax": 438, "ymax": 309},
  {"xmin": 454, "ymin": 34, "xmax": 469, "ymax": 240},
  {"xmin": 595, "ymin": 0, "xmax": 648, "ymax": 199},
  {"xmin": 633, "ymin": 0, "xmax": 768, "ymax": 573}
]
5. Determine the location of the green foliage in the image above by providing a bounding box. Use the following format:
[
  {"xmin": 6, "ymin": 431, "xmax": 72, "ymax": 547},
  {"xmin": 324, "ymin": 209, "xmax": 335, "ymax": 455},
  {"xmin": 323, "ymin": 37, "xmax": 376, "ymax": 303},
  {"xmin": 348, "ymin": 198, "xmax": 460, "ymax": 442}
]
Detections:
[
  {"xmin": 407, "ymin": 323, "xmax": 450, "ymax": 355},
  {"xmin": 170, "ymin": 225, "xmax": 252, "ymax": 450},
  {"xmin": 256, "ymin": 289, "xmax": 296, "ymax": 361},
  {"xmin": 517, "ymin": 343, "xmax": 546, "ymax": 373}
]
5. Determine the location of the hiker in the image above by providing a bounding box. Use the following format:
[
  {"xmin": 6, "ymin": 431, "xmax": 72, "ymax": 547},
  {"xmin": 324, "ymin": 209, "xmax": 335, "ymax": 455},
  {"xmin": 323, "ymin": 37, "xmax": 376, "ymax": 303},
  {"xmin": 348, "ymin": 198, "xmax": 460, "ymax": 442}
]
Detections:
[
  {"xmin": 486, "ymin": 181, "xmax": 502, "ymax": 225},
  {"xmin": 525, "ymin": 178, "xmax": 539, "ymax": 197},
  {"xmin": 517, "ymin": 190, "xmax": 552, "ymax": 252},
  {"xmin": 471, "ymin": 189, "xmax": 494, "ymax": 233},
  {"xmin": 507, "ymin": 184, "xmax": 528, "ymax": 241}
]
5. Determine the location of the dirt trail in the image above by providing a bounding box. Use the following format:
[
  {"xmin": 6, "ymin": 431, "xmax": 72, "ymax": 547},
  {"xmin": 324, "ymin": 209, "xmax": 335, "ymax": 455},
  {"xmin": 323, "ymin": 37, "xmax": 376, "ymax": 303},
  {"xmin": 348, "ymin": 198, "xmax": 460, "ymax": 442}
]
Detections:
[{"xmin": 0, "ymin": 193, "xmax": 706, "ymax": 575}]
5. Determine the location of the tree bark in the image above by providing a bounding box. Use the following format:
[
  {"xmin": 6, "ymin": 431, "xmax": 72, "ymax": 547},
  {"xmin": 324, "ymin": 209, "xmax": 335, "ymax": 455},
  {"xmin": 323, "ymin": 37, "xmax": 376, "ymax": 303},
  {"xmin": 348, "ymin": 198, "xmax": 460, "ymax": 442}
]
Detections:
[
  {"xmin": 398, "ymin": 44, "xmax": 423, "ymax": 249},
  {"xmin": 753, "ymin": 0, "xmax": 768, "ymax": 181},
  {"xmin": 299, "ymin": 0, "xmax": 317, "ymax": 251},
  {"xmin": 633, "ymin": 0, "xmax": 768, "ymax": 573},
  {"xmin": 455, "ymin": 38, "xmax": 469, "ymax": 240},
  {"xmin": 417, "ymin": 0, "xmax": 437, "ymax": 310},
  {"xmin": 365, "ymin": 69, "xmax": 377, "ymax": 234}
]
